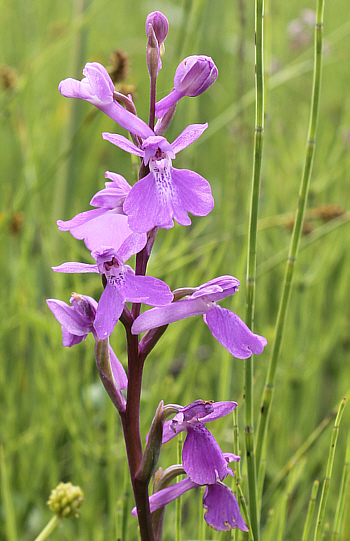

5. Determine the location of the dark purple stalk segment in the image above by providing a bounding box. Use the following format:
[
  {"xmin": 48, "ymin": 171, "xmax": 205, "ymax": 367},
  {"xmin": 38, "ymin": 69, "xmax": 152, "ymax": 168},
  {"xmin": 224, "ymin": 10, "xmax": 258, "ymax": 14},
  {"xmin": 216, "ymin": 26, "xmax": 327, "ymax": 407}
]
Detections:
[
  {"xmin": 149, "ymin": 72, "xmax": 157, "ymax": 132},
  {"xmin": 139, "ymin": 325, "xmax": 168, "ymax": 362},
  {"xmin": 120, "ymin": 319, "xmax": 155, "ymax": 541}
]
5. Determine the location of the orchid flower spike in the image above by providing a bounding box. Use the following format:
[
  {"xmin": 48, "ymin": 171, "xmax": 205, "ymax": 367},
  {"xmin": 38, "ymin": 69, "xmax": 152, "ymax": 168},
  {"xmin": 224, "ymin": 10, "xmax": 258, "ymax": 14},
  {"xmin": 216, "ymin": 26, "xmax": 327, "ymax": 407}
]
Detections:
[
  {"xmin": 132, "ymin": 276, "xmax": 267, "ymax": 359},
  {"xmin": 103, "ymin": 124, "xmax": 214, "ymax": 232},
  {"xmin": 155, "ymin": 55, "xmax": 218, "ymax": 118},
  {"xmin": 52, "ymin": 246, "xmax": 173, "ymax": 340},
  {"xmin": 132, "ymin": 453, "xmax": 248, "ymax": 532}
]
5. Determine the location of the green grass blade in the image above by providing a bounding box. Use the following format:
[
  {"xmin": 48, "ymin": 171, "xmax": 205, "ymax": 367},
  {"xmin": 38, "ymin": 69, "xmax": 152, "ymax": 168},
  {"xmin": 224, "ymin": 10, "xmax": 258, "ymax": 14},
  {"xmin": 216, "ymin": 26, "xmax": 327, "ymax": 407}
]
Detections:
[
  {"xmin": 0, "ymin": 445, "xmax": 18, "ymax": 541},
  {"xmin": 313, "ymin": 398, "xmax": 347, "ymax": 541},
  {"xmin": 302, "ymin": 480, "xmax": 320, "ymax": 541},
  {"xmin": 244, "ymin": 0, "xmax": 264, "ymax": 537},
  {"xmin": 331, "ymin": 432, "xmax": 350, "ymax": 540}
]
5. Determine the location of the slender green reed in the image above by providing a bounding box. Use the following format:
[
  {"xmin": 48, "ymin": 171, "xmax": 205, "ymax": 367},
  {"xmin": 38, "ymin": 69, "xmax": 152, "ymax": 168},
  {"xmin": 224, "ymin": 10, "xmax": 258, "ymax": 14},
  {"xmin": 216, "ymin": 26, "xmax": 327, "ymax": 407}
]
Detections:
[
  {"xmin": 0, "ymin": 445, "xmax": 18, "ymax": 541},
  {"xmin": 244, "ymin": 0, "xmax": 264, "ymax": 537},
  {"xmin": 302, "ymin": 480, "xmax": 320, "ymax": 541},
  {"xmin": 331, "ymin": 432, "xmax": 350, "ymax": 540},
  {"xmin": 175, "ymin": 434, "xmax": 183, "ymax": 541},
  {"xmin": 255, "ymin": 0, "xmax": 326, "ymax": 479},
  {"xmin": 313, "ymin": 398, "xmax": 347, "ymax": 541}
]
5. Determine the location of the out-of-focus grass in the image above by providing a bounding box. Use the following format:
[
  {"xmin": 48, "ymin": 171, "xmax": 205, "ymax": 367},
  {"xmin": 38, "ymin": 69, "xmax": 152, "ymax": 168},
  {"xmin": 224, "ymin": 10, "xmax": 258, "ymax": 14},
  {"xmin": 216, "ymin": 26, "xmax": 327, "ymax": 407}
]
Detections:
[{"xmin": 0, "ymin": 0, "xmax": 349, "ymax": 540}]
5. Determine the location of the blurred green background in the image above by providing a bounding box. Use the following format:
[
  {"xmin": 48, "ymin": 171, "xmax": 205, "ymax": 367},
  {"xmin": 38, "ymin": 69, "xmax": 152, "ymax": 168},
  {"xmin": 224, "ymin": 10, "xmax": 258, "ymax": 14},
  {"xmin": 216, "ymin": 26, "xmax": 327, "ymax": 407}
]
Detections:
[{"xmin": 0, "ymin": 0, "xmax": 349, "ymax": 539}]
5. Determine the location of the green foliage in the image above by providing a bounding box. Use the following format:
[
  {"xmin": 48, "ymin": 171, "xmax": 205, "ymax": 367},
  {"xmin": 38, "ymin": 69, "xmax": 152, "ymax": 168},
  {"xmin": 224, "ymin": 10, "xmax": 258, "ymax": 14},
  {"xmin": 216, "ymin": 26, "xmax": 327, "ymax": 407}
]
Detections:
[{"xmin": 0, "ymin": 0, "xmax": 349, "ymax": 540}]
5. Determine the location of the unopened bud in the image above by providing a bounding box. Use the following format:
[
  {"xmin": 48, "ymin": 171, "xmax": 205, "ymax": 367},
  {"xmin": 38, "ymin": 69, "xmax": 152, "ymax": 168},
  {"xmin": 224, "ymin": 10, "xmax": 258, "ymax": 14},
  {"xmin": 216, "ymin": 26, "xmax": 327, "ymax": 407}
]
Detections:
[
  {"xmin": 136, "ymin": 401, "xmax": 164, "ymax": 485},
  {"xmin": 146, "ymin": 25, "xmax": 161, "ymax": 79},
  {"xmin": 174, "ymin": 55, "xmax": 218, "ymax": 96},
  {"xmin": 146, "ymin": 11, "xmax": 168, "ymax": 45},
  {"xmin": 47, "ymin": 482, "xmax": 84, "ymax": 519},
  {"xmin": 155, "ymin": 55, "xmax": 218, "ymax": 118}
]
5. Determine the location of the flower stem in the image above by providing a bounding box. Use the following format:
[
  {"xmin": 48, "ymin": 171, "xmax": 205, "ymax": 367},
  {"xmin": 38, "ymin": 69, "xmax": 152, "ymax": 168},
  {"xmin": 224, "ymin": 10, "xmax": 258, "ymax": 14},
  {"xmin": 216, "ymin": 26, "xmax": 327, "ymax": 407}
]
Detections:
[
  {"xmin": 313, "ymin": 398, "xmax": 347, "ymax": 541},
  {"xmin": 120, "ymin": 322, "xmax": 154, "ymax": 541},
  {"xmin": 33, "ymin": 516, "xmax": 59, "ymax": 541},
  {"xmin": 255, "ymin": 0, "xmax": 326, "ymax": 483},
  {"xmin": 331, "ymin": 432, "xmax": 350, "ymax": 540},
  {"xmin": 244, "ymin": 0, "xmax": 264, "ymax": 538}
]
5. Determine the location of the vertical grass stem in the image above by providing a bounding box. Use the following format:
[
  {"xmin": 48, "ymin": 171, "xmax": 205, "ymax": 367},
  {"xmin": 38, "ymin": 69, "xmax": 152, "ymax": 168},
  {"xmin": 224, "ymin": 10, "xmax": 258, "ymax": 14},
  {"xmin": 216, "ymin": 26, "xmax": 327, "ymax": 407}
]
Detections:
[
  {"xmin": 331, "ymin": 432, "xmax": 350, "ymax": 540},
  {"xmin": 244, "ymin": 0, "xmax": 264, "ymax": 538},
  {"xmin": 313, "ymin": 398, "xmax": 346, "ymax": 541},
  {"xmin": 302, "ymin": 480, "xmax": 320, "ymax": 541},
  {"xmin": 255, "ymin": 0, "xmax": 326, "ymax": 479}
]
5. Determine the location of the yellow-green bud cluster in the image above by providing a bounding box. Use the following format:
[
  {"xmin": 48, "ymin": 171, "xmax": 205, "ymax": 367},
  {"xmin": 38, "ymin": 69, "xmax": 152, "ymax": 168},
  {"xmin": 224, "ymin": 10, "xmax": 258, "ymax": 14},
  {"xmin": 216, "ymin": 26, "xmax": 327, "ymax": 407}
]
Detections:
[{"xmin": 47, "ymin": 482, "xmax": 84, "ymax": 519}]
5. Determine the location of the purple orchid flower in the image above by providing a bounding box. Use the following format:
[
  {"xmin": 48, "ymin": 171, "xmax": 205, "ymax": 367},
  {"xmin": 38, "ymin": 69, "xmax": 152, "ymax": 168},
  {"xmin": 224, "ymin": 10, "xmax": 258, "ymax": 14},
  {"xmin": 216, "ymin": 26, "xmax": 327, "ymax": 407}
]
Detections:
[
  {"xmin": 155, "ymin": 55, "xmax": 218, "ymax": 119},
  {"xmin": 57, "ymin": 171, "xmax": 147, "ymax": 253},
  {"xmin": 132, "ymin": 454, "xmax": 248, "ymax": 532},
  {"xmin": 59, "ymin": 62, "xmax": 154, "ymax": 139},
  {"xmin": 52, "ymin": 246, "xmax": 173, "ymax": 340},
  {"xmin": 102, "ymin": 123, "xmax": 214, "ymax": 232},
  {"xmin": 132, "ymin": 276, "xmax": 267, "ymax": 359},
  {"xmin": 46, "ymin": 293, "xmax": 127, "ymax": 391},
  {"xmin": 162, "ymin": 400, "xmax": 238, "ymax": 485}
]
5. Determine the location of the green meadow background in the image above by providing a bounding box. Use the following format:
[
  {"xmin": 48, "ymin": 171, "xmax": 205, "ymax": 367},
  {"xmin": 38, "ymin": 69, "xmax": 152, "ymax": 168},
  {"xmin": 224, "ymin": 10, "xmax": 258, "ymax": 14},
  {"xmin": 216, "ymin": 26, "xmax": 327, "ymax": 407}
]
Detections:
[{"xmin": 1, "ymin": 0, "xmax": 349, "ymax": 539}]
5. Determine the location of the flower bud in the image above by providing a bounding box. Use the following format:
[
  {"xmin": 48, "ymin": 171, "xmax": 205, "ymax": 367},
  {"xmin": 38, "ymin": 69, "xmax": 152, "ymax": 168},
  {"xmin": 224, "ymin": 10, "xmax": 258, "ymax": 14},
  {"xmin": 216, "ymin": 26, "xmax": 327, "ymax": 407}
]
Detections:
[
  {"xmin": 47, "ymin": 482, "xmax": 84, "ymax": 519},
  {"xmin": 174, "ymin": 55, "xmax": 218, "ymax": 96},
  {"xmin": 146, "ymin": 11, "xmax": 168, "ymax": 45},
  {"xmin": 146, "ymin": 24, "xmax": 160, "ymax": 80},
  {"xmin": 155, "ymin": 55, "xmax": 218, "ymax": 118},
  {"xmin": 136, "ymin": 401, "xmax": 164, "ymax": 485}
]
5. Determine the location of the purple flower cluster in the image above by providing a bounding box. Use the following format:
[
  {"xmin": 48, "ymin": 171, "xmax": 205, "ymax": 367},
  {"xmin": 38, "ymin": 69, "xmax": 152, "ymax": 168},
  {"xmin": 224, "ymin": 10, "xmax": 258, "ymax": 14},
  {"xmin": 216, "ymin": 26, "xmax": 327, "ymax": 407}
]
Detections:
[
  {"xmin": 48, "ymin": 9, "xmax": 267, "ymax": 536},
  {"xmin": 134, "ymin": 400, "xmax": 248, "ymax": 531}
]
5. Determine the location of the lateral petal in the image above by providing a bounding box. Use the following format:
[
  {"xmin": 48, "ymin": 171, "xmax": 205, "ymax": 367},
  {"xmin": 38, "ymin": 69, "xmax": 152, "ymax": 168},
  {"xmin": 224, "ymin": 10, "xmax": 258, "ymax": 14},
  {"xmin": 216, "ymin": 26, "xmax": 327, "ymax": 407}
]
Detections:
[
  {"xmin": 203, "ymin": 482, "xmax": 248, "ymax": 531},
  {"xmin": 171, "ymin": 123, "xmax": 208, "ymax": 154},
  {"xmin": 204, "ymin": 306, "xmax": 267, "ymax": 359}
]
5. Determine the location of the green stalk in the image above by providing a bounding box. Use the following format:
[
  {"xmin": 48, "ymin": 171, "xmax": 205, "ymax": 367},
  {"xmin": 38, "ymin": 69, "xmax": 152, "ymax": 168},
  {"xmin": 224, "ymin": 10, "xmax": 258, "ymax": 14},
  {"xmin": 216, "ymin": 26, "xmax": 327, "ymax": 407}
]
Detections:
[
  {"xmin": 313, "ymin": 398, "xmax": 347, "ymax": 541},
  {"xmin": 302, "ymin": 480, "xmax": 320, "ymax": 541},
  {"xmin": 0, "ymin": 445, "xmax": 18, "ymax": 541},
  {"xmin": 255, "ymin": 0, "xmax": 326, "ymax": 479},
  {"xmin": 331, "ymin": 432, "xmax": 350, "ymax": 540},
  {"xmin": 244, "ymin": 0, "xmax": 264, "ymax": 537},
  {"xmin": 175, "ymin": 434, "xmax": 183, "ymax": 541},
  {"xmin": 233, "ymin": 409, "xmax": 242, "ymax": 541},
  {"xmin": 33, "ymin": 516, "xmax": 59, "ymax": 541}
]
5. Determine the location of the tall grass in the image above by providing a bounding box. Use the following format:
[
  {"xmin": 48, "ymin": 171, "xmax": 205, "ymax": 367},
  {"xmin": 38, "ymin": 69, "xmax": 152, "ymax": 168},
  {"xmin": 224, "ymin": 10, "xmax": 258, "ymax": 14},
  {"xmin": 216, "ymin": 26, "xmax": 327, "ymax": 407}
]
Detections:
[{"xmin": 0, "ymin": 0, "xmax": 349, "ymax": 540}]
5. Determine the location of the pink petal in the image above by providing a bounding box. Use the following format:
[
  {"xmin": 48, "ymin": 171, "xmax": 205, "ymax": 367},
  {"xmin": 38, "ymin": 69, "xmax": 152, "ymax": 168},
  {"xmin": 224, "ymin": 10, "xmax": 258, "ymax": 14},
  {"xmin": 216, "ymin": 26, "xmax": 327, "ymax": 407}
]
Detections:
[
  {"xmin": 171, "ymin": 123, "xmax": 208, "ymax": 154},
  {"xmin": 94, "ymin": 282, "xmax": 125, "ymax": 339},
  {"xmin": 203, "ymin": 483, "xmax": 248, "ymax": 531},
  {"xmin": 182, "ymin": 424, "xmax": 230, "ymax": 485},
  {"xmin": 52, "ymin": 262, "xmax": 99, "ymax": 273},
  {"xmin": 102, "ymin": 132, "xmax": 144, "ymax": 156},
  {"xmin": 171, "ymin": 167, "xmax": 214, "ymax": 219},
  {"xmin": 123, "ymin": 274, "xmax": 173, "ymax": 306},
  {"xmin": 123, "ymin": 173, "xmax": 160, "ymax": 233},
  {"xmin": 131, "ymin": 297, "xmax": 208, "ymax": 335},
  {"xmin": 204, "ymin": 306, "xmax": 267, "ymax": 359}
]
